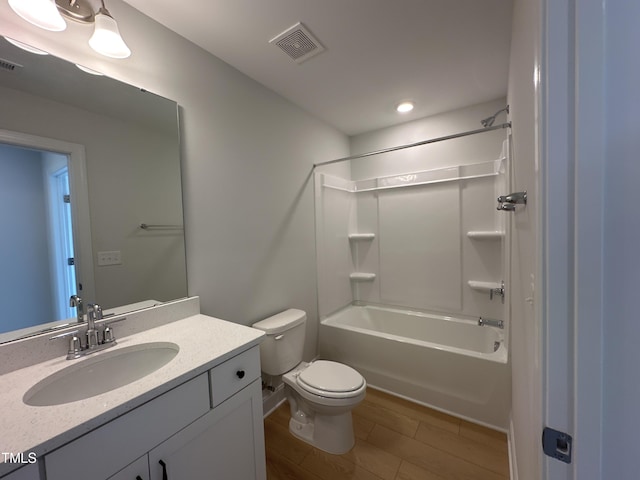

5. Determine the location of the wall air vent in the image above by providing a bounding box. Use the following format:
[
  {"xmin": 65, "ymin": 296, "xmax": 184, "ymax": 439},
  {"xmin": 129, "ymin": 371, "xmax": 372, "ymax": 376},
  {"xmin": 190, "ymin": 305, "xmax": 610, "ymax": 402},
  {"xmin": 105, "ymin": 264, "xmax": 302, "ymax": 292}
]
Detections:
[
  {"xmin": 269, "ymin": 22, "xmax": 325, "ymax": 64},
  {"xmin": 0, "ymin": 58, "xmax": 22, "ymax": 72}
]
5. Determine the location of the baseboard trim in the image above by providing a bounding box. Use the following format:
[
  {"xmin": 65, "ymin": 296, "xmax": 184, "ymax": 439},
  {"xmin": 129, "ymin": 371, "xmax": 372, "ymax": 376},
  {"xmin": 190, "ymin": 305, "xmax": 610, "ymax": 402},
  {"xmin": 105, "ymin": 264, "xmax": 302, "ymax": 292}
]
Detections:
[
  {"xmin": 262, "ymin": 383, "xmax": 286, "ymax": 418},
  {"xmin": 508, "ymin": 416, "xmax": 518, "ymax": 480}
]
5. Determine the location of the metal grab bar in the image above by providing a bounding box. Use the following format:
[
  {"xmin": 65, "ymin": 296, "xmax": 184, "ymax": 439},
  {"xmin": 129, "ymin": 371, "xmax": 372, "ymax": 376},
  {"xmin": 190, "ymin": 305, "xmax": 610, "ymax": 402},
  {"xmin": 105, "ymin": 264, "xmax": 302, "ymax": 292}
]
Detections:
[{"xmin": 139, "ymin": 223, "xmax": 183, "ymax": 230}]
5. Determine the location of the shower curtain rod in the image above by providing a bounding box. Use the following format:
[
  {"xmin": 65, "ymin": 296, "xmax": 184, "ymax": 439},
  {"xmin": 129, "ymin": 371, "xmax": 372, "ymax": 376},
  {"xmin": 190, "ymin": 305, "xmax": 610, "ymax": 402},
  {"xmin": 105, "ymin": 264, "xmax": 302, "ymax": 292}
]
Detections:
[{"xmin": 313, "ymin": 122, "xmax": 511, "ymax": 168}]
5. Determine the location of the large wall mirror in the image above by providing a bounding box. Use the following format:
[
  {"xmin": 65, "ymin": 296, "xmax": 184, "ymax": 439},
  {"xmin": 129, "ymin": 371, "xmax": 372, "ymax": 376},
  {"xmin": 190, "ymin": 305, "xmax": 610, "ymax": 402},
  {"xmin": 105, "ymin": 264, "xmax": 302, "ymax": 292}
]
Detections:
[{"xmin": 0, "ymin": 37, "xmax": 188, "ymax": 343}]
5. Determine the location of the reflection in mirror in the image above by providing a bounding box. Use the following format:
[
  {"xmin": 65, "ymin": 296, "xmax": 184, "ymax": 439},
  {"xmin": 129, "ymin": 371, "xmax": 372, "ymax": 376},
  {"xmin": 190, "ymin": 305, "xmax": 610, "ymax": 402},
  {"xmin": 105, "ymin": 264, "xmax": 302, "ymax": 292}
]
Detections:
[{"xmin": 0, "ymin": 37, "xmax": 188, "ymax": 343}]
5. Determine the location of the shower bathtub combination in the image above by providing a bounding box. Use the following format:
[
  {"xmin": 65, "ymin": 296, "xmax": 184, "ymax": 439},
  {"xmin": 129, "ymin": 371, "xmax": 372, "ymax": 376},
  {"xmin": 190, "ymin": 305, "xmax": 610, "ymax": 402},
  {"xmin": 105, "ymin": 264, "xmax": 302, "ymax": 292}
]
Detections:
[
  {"xmin": 314, "ymin": 120, "xmax": 512, "ymax": 431},
  {"xmin": 320, "ymin": 304, "xmax": 510, "ymax": 430}
]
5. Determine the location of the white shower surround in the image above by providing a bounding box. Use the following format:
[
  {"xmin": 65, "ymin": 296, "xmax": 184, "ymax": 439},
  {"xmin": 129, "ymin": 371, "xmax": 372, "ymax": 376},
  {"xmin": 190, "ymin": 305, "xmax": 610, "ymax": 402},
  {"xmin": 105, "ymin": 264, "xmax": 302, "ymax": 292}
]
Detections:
[
  {"xmin": 315, "ymin": 104, "xmax": 511, "ymax": 431},
  {"xmin": 320, "ymin": 304, "xmax": 510, "ymax": 430}
]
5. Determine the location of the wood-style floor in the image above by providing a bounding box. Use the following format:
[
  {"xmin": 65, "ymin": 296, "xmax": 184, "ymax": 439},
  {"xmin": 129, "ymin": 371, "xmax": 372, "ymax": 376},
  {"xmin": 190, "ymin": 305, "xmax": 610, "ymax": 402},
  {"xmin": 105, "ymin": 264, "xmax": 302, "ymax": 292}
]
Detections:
[{"xmin": 264, "ymin": 388, "xmax": 509, "ymax": 480}]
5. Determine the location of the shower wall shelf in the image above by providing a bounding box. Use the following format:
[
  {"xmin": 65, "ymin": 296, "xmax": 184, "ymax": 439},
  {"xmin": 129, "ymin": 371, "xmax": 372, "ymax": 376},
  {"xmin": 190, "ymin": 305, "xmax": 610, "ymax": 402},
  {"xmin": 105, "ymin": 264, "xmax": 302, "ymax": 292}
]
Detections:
[
  {"xmin": 466, "ymin": 231, "xmax": 505, "ymax": 240},
  {"xmin": 350, "ymin": 273, "xmax": 376, "ymax": 282},
  {"xmin": 321, "ymin": 158, "xmax": 504, "ymax": 194},
  {"xmin": 348, "ymin": 233, "xmax": 376, "ymax": 241},
  {"xmin": 467, "ymin": 280, "xmax": 502, "ymax": 292}
]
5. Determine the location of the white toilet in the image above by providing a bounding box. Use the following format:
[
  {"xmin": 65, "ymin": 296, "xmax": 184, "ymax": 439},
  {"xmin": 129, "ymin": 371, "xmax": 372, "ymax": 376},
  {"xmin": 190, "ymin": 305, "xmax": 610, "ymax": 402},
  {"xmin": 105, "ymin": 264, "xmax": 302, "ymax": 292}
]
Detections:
[{"xmin": 252, "ymin": 309, "xmax": 366, "ymax": 454}]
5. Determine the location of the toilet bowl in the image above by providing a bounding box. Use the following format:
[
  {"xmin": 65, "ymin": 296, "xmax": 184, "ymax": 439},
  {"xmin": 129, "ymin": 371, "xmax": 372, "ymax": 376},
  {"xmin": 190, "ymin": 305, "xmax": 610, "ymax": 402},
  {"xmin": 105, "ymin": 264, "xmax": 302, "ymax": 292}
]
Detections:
[
  {"xmin": 283, "ymin": 360, "xmax": 366, "ymax": 454},
  {"xmin": 252, "ymin": 309, "xmax": 366, "ymax": 454}
]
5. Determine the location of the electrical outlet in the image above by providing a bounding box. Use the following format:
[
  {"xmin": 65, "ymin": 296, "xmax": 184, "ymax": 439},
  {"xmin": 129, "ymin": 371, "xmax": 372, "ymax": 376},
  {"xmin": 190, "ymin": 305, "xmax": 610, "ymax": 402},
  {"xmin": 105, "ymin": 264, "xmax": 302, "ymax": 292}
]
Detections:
[{"xmin": 97, "ymin": 250, "xmax": 122, "ymax": 266}]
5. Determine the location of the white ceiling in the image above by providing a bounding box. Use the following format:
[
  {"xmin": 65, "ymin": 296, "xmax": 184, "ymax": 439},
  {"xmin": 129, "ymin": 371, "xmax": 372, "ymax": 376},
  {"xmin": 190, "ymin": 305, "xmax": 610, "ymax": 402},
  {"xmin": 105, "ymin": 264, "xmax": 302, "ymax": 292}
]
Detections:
[{"xmin": 123, "ymin": 0, "xmax": 513, "ymax": 136}]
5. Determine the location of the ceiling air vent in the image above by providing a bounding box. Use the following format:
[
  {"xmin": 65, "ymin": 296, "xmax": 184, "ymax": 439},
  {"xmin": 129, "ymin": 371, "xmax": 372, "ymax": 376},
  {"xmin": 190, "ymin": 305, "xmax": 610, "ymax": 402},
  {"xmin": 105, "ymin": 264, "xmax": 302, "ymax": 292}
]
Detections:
[
  {"xmin": 269, "ymin": 22, "xmax": 325, "ymax": 64},
  {"xmin": 0, "ymin": 58, "xmax": 22, "ymax": 72}
]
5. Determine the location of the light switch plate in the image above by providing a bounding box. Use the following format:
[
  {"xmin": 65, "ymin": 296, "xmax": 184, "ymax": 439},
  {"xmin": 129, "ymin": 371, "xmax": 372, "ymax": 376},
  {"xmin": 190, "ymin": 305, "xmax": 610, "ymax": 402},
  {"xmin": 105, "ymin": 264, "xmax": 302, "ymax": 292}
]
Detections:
[{"xmin": 97, "ymin": 250, "xmax": 122, "ymax": 266}]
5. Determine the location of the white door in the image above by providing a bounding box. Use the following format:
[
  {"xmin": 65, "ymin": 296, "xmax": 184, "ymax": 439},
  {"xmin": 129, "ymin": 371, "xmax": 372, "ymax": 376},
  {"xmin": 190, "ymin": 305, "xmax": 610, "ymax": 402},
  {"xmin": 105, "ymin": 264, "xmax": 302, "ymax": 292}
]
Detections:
[{"xmin": 45, "ymin": 160, "xmax": 77, "ymax": 320}]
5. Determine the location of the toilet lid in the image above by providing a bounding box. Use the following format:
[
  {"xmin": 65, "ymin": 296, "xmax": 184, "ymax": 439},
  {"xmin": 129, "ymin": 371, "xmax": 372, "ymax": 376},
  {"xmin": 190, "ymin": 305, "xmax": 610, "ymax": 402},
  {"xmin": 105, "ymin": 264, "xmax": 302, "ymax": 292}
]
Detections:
[{"xmin": 297, "ymin": 360, "xmax": 364, "ymax": 395}]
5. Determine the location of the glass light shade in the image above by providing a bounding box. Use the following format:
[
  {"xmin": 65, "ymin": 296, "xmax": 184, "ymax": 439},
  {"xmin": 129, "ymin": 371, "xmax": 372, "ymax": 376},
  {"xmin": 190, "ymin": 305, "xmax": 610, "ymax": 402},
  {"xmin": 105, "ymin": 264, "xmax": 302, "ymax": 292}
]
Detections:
[
  {"xmin": 89, "ymin": 11, "xmax": 131, "ymax": 59},
  {"xmin": 8, "ymin": 0, "xmax": 66, "ymax": 32}
]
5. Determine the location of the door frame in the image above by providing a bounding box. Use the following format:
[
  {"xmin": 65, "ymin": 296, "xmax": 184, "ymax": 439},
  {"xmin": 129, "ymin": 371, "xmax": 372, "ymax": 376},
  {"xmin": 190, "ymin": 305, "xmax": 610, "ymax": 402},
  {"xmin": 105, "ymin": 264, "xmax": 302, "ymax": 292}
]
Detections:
[
  {"xmin": 540, "ymin": 0, "xmax": 605, "ymax": 477},
  {"xmin": 0, "ymin": 129, "xmax": 96, "ymax": 305}
]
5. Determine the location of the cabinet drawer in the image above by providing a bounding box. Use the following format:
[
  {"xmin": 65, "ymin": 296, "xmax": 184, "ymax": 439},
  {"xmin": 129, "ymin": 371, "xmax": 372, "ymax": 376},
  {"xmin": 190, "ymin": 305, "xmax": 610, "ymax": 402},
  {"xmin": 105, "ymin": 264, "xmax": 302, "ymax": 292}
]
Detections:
[
  {"xmin": 209, "ymin": 346, "xmax": 260, "ymax": 407},
  {"xmin": 45, "ymin": 373, "xmax": 209, "ymax": 480}
]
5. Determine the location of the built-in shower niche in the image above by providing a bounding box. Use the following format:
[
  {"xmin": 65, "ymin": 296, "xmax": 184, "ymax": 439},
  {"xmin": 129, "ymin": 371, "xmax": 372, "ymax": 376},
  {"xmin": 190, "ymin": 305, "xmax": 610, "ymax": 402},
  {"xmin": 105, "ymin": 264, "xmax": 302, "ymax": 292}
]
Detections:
[{"xmin": 314, "ymin": 155, "xmax": 507, "ymax": 322}]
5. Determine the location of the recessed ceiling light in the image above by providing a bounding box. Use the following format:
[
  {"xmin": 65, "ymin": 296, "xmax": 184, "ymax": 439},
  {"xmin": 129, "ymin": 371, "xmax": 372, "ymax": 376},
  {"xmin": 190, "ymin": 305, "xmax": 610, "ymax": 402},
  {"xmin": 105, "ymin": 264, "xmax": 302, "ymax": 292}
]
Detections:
[{"xmin": 396, "ymin": 101, "xmax": 414, "ymax": 114}]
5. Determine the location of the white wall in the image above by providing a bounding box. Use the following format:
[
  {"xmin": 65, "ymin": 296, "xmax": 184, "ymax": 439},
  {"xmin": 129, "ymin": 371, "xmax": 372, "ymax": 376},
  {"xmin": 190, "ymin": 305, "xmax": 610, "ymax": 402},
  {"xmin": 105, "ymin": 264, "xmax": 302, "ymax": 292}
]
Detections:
[
  {"xmin": 602, "ymin": 1, "xmax": 640, "ymax": 477},
  {"xmin": 0, "ymin": 0, "xmax": 349, "ymax": 360},
  {"xmin": 506, "ymin": 0, "xmax": 542, "ymax": 477},
  {"xmin": 350, "ymin": 98, "xmax": 508, "ymax": 171},
  {"xmin": 0, "ymin": 145, "xmax": 54, "ymax": 328}
]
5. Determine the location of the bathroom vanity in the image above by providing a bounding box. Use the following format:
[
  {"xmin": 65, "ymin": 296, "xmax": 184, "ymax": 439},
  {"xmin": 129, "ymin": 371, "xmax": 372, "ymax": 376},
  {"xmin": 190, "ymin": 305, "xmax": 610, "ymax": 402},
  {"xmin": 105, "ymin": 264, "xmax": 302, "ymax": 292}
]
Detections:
[{"xmin": 0, "ymin": 298, "xmax": 266, "ymax": 480}]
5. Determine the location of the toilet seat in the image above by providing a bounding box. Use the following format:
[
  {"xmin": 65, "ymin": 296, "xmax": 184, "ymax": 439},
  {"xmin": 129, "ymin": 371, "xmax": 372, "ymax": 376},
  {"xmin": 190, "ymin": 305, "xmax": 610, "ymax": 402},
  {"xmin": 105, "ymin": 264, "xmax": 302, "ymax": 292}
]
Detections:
[{"xmin": 296, "ymin": 360, "xmax": 365, "ymax": 399}]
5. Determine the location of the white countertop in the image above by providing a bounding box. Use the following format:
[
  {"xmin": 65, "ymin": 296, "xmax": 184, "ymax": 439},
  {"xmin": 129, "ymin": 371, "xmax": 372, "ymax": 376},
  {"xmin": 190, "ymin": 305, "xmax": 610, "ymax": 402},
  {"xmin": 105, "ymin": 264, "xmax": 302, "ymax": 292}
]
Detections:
[{"xmin": 0, "ymin": 313, "xmax": 264, "ymax": 476}]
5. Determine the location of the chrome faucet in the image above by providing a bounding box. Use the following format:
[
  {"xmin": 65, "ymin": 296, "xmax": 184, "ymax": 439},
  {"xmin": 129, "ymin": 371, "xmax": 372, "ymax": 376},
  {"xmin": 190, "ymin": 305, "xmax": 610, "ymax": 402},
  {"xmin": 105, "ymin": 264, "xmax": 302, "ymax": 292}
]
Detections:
[
  {"xmin": 50, "ymin": 307, "xmax": 126, "ymax": 360},
  {"xmin": 70, "ymin": 295, "xmax": 84, "ymax": 323}
]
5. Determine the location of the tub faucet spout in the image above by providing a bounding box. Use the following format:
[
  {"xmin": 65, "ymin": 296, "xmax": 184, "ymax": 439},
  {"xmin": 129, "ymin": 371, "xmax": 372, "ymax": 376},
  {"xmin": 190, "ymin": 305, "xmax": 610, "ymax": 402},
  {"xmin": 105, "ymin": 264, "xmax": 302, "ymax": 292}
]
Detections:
[{"xmin": 478, "ymin": 317, "xmax": 504, "ymax": 329}]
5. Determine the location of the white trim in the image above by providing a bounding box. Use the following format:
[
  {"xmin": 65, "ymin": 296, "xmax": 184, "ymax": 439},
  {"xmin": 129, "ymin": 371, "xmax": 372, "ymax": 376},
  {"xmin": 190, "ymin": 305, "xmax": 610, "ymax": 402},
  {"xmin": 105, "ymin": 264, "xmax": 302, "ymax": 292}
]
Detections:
[
  {"xmin": 541, "ymin": 0, "xmax": 605, "ymax": 477},
  {"xmin": 571, "ymin": 0, "xmax": 604, "ymax": 477},
  {"xmin": 509, "ymin": 416, "xmax": 519, "ymax": 480},
  {"xmin": 541, "ymin": 0, "xmax": 574, "ymax": 477},
  {"xmin": 0, "ymin": 129, "xmax": 96, "ymax": 304}
]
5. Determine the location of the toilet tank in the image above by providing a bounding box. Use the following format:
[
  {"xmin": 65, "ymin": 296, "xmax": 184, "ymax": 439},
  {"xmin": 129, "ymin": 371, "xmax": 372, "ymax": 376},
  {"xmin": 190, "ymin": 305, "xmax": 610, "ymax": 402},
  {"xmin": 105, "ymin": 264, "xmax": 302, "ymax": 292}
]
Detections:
[{"xmin": 252, "ymin": 309, "xmax": 306, "ymax": 376}]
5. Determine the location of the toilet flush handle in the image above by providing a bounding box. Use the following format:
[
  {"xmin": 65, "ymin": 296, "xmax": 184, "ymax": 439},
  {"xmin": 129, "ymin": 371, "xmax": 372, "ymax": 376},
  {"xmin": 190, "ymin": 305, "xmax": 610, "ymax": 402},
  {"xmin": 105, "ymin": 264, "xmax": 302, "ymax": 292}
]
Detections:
[{"xmin": 274, "ymin": 334, "xmax": 284, "ymax": 341}]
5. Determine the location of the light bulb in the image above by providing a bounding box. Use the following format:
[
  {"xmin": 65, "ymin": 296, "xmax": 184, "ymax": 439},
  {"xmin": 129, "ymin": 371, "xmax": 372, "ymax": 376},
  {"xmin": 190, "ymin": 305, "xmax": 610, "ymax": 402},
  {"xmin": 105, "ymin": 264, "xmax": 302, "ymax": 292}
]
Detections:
[{"xmin": 8, "ymin": 0, "xmax": 66, "ymax": 32}]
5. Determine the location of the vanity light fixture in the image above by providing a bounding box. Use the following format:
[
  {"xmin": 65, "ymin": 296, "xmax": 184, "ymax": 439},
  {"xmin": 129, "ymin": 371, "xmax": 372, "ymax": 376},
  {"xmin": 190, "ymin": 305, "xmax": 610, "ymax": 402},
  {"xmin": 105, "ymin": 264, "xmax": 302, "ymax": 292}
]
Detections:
[
  {"xmin": 8, "ymin": 0, "xmax": 131, "ymax": 59},
  {"xmin": 3, "ymin": 36, "xmax": 49, "ymax": 55},
  {"xmin": 8, "ymin": 0, "xmax": 66, "ymax": 32},
  {"xmin": 396, "ymin": 101, "xmax": 414, "ymax": 114}
]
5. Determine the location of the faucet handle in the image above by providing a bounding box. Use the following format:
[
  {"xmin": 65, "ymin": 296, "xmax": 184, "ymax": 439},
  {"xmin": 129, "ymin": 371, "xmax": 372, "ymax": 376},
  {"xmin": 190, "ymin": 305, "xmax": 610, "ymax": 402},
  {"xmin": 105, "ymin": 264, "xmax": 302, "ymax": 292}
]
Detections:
[
  {"xmin": 50, "ymin": 330, "xmax": 82, "ymax": 359},
  {"xmin": 101, "ymin": 317, "xmax": 126, "ymax": 344}
]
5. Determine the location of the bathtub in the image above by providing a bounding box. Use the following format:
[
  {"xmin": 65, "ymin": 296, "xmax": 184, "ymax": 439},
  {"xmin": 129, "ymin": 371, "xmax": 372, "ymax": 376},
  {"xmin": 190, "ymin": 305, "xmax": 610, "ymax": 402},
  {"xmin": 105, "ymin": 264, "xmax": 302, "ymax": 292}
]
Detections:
[{"xmin": 319, "ymin": 304, "xmax": 510, "ymax": 430}]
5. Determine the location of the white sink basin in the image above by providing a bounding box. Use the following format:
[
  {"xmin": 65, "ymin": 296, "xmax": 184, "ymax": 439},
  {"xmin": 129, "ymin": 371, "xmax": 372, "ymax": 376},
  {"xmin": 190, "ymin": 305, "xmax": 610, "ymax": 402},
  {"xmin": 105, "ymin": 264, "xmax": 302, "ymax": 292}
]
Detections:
[{"xmin": 23, "ymin": 342, "xmax": 179, "ymax": 406}]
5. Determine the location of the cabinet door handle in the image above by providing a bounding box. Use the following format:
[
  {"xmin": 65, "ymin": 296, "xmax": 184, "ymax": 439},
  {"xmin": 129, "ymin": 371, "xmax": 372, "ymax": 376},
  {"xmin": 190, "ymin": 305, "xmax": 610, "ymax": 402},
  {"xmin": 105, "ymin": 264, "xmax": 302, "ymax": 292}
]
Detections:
[
  {"xmin": 159, "ymin": 460, "xmax": 168, "ymax": 480},
  {"xmin": 236, "ymin": 369, "xmax": 245, "ymax": 379}
]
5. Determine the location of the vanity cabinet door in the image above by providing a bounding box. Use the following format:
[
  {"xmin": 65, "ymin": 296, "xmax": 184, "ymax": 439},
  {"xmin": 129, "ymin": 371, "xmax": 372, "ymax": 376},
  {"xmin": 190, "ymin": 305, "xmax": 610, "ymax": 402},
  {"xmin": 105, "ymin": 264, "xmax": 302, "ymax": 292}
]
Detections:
[
  {"xmin": 0, "ymin": 465, "xmax": 40, "ymax": 480},
  {"xmin": 148, "ymin": 379, "xmax": 266, "ymax": 480},
  {"xmin": 107, "ymin": 456, "xmax": 149, "ymax": 480}
]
